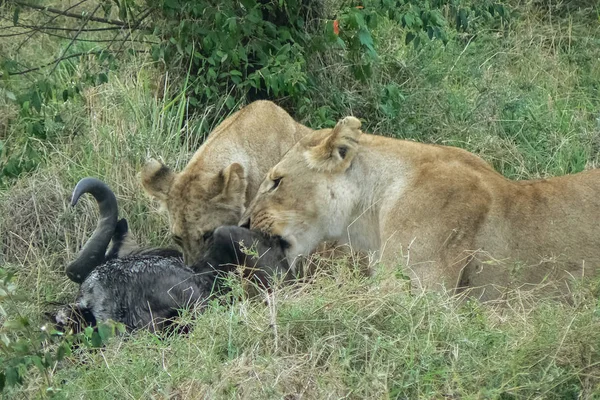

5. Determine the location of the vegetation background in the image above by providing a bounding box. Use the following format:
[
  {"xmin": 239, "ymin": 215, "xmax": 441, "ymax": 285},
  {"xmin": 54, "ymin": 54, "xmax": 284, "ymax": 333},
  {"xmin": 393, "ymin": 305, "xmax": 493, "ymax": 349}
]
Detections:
[{"xmin": 1, "ymin": 0, "xmax": 600, "ymax": 398}]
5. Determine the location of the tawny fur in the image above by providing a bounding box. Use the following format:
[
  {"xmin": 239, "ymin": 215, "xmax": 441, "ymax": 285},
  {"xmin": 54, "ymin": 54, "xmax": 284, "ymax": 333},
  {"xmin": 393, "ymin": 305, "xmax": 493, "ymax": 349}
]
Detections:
[
  {"xmin": 140, "ymin": 101, "xmax": 312, "ymax": 265},
  {"xmin": 243, "ymin": 116, "xmax": 600, "ymax": 301}
]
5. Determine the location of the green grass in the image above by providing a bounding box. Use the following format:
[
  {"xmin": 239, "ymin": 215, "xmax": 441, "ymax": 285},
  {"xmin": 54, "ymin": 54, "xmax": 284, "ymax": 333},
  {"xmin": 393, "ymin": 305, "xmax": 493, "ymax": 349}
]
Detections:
[{"xmin": 1, "ymin": 0, "xmax": 600, "ymax": 398}]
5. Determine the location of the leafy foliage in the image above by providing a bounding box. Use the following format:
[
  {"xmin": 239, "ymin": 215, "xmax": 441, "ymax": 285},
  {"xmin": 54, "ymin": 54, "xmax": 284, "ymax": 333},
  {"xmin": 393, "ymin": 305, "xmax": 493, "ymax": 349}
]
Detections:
[
  {"xmin": 147, "ymin": 0, "xmax": 321, "ymax": 111},
  {"xmin": 0, "ymin": 0, "xmax": 510, "ymax": 185},
  {"xmin": 147, "ymin": 0, "xmax": 511, "ymax": 112}
]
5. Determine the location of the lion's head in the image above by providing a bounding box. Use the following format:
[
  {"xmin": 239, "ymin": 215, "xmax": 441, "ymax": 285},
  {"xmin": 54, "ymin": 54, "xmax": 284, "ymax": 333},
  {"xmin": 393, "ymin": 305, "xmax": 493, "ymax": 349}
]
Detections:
[
  {"xmin": 242, "ymin": 117, "xmax": 363, "ymax": 264},
  {"xmin": 141, "ymin": 159, "xmax": 247, "ymax": 265}
]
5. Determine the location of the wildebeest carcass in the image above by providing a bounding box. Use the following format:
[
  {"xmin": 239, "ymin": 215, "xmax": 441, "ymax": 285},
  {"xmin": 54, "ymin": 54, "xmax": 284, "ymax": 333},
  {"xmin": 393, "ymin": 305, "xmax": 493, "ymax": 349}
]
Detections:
[{"xmin": 55, "ymin": 177, "xmax": 290, "ymax": 332}]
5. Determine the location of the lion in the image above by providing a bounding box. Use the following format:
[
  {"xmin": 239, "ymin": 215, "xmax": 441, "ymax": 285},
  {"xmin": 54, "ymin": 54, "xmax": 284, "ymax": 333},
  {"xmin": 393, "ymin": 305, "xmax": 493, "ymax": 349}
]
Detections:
[
  {"xmin": 241, "ymin": 116, "xmax": 600, "ymax": 300},
  {"xmin": 140, "ymin": 101, "xmax": 312, "ymax": 265}
]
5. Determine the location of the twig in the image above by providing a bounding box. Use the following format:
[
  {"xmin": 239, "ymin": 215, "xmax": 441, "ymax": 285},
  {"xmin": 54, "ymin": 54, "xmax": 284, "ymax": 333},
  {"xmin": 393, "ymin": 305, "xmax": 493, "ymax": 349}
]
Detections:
[
  {"xmin": 0, "ymin": 29, "xmax": 32, "ymax": 37},
  {"xmin": 49, "ymin": 2, "xmax": 103, "ymax": 75},
  {"xmin": 16, "ymin": 0, "xmax": 90, "ymax": 53},
  {"xmin": 0, "ymin": 21, "xmax": 126, "ymax": 33},
  {"xmin": 9, "ymin": 0, "xmax": 128, "ymax": 26},
  {"xmin": 6, "ymin": 49, "xmax": 147, "ymax": 75},
  {"xmin": 22, "ymin": 29, "xmax": 159, "ymax": 44}
]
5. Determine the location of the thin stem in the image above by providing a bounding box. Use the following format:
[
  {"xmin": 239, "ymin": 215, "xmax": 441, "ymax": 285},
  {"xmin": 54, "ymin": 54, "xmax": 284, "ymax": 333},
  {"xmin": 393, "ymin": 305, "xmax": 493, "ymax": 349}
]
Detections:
[{"xmin": 9, "ymin": 0, "xmax": 128, "ymax": 26}]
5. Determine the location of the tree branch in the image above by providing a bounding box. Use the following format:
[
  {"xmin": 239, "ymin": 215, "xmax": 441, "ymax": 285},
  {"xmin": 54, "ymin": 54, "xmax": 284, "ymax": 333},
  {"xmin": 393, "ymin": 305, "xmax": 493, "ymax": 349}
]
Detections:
[
  {"xmin": 9, "ymin": 0, "xmax": 128, "ymax": 27},
  {"xmin": 29, "ymin": 29, "xmax": 159, "ymax": 44},
  {"xmin": 6, "ymin": 49, "xmax": 148, "ymax": 76},
  {"xmin": 49, "ymin": 2, "xmax": 103, "ymax": 75},
  {"xmin": 0, "ymin": 21, "xmax": 127, "ymax": 33},
  {"xmin": 16, "ymin": 0, "xmax": 90, "ymax": 53}
]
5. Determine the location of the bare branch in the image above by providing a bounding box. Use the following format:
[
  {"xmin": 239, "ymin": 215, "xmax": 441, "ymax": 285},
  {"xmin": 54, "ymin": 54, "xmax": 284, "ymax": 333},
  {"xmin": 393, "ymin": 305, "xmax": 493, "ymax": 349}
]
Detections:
[
  {"xmin": 16, "ymin": 0, "xmax": 90, "ymax": 53},
  {"xmin": 0, "ymin": 29, "xmax": 31, "ymax": 37},
  {"xmin": 49, "ymin": 2, "xmax": 103, "ymax": 75},
  {"xmin": 8, "ymin": 0, "xmax": 128, "ymax": 27},
  {"xmin": 0, "ymin": 21, "xmax": 127, "ymax": 33},
  {"xmin": 30, "ymin": 29, "xmax": 159, "ymax": 44},
  {"xmin": 0, "ymin": 6, "xmax": 156, "ymax": 76},
  {"xmin": 6, "ymin": 49, "xmax": 148, "ymax": 76}
]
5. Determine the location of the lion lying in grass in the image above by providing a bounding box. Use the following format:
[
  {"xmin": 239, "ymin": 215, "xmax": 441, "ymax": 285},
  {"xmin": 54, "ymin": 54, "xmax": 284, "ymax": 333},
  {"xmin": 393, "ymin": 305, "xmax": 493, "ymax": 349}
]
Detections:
[{"xmin": 242, "ymin": 116, "xmax": 600, "ymax": 300}]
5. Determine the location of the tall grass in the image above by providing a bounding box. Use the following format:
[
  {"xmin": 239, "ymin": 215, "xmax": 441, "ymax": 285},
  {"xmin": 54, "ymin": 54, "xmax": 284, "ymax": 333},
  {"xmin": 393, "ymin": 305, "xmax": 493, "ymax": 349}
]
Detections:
[{"xmin": 1, "ymin": 0, "xmax": 600, "ymax": 398}]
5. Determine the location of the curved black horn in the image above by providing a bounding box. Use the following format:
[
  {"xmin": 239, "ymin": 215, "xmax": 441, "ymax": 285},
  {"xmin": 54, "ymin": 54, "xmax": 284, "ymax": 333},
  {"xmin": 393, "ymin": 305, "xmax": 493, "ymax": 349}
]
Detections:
[{"xmin": 66, "ymin": 177, "xmax": 119, "ymax": 283}]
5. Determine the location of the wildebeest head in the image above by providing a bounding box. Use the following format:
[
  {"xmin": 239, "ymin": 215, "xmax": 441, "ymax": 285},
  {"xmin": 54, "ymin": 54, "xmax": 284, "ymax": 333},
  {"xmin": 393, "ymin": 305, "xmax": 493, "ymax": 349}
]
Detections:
[{"xmin": 199, "ymin": 225, "xmax": 291, "ymax": 289}]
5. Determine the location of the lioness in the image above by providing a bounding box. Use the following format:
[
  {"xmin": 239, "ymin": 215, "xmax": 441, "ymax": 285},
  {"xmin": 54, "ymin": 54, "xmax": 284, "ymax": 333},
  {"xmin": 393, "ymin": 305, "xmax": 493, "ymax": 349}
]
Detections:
[
  {"xmin": 140, "ymin": 101, "xmax": 312, "ymax": 265},
  {"xmin": 242, "ymin": 116, "xmax": 600, "ymax": 300}
]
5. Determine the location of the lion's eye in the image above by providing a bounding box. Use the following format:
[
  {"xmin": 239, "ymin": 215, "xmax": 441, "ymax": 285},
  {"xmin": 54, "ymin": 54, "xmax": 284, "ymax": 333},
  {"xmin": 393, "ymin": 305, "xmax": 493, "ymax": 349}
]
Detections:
[{"xmin": 271, "ymin": 177, "xmax": 282, "ymax": 191}]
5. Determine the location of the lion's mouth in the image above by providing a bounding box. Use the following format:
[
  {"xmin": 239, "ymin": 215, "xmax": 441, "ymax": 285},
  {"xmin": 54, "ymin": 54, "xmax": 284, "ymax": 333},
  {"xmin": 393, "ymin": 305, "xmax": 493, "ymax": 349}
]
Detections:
[{"xmin": 237, "ymin": 216, "xmax": 290, "ymax": 249}]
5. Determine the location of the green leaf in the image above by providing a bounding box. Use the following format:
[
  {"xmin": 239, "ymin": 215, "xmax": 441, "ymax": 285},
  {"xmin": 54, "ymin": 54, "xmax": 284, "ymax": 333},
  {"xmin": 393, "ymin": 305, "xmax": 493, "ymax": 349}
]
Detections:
[
  {"xmin": 56, "ymin": 342, "xmax": 71, "ymax": 361},
  {"xmin": 84, "ymin": 326, "xmax": 94, "ymax": 339},
  {"xmin": 31, "ymin": 355, "xmax": 44, "ymax": 372},
  {"xmin": 225, "ymin": 96, "xmax": 235, "ymax": 109},
  {"xmin": 495, "ymin": 4, "xmax": 506, "ymax": 17},
  {"xmin": 0, "ymin": 333, "xmax": 10, "ymax": 346},
  {"xmin": 358, "ymin": 27, "xmax": 376, "ymax": 57},
  {"xmin": 405, "ymin": 32, "xmax": 416, "ymax": 45},
  {"xmin": 3, "ymin": 319, "xmax": 25, "ymax": 330},
  {"xmin": 458, "ymin": 9, "xmax": 468, "ymax": 31},
  {"xmin": 0, "ymin": 371, "xmax": 5, "ymax": 391},
  {"xmin": 13, "ymin": 7, "xmax": 20, "ymax": 26},
  {"xmin": 413, "ymin": 35, "xmax": 421, "ymax": 49},
  {"xmin": 31, "ymin": 91, "xmax": 42, "ymax": 113},
  {"xmin": 44, "ymin": 352, "xmax": 53, "ymax": 367},
  {"xmin": 430, "ymin": 10, "xmax": 445, "ymax": 27},
  {"xmin": 30, "ymin": 121, "xmax": 46, "ymax": 139},
  {"xmin": 97, "ymin": 323, "xmax": 114, "ymax": 342},
  {"xmin": 91, "ymin": 331, "xmax": 103, "ymax": 348},
  {"xmin": 5, "ymin": 91, "xmax": 16, "ymax": 101},
  {"xmin": 351, "ymin": 63, "xmax": 372, "ymax": 82},
  {"xmin": 118, "ymin": 0, "xmax": 128, "ymax": 21},
  {"xmin": 116, "ymin": 323, "xmax": 127, "ymax": 334},
  {"xmin": 97, "ymin": 73, "xmax": 108, "ymax": 85},
  {"xmin": 403, "ymin": 13, "xmax": 414, "ymax": 28},
  {"xmin": 163, "ymin": 0, "xmax": 179, "ymax": 9},
  {"xmin": 5, "ymin": 366, "xmax": 21, "ymax": 387},
  {"xmin": 101, "ymin": 2, "xmax": 112, "ymax": 19}
]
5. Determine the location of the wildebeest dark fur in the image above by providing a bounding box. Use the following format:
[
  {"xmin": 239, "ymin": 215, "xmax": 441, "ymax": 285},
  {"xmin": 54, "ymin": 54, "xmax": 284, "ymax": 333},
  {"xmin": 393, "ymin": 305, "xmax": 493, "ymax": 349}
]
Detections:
[{"xmin": 55, "ymin": 178, "xmax": 290, "ymax": 332}]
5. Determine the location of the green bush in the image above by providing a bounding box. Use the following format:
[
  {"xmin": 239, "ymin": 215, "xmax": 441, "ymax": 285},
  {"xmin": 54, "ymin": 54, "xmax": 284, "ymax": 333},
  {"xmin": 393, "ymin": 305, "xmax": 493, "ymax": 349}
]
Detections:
[
  {"xmin": 146, "ymin": 0, "xmax": 511, "ymax": 124},
  {"xmin": 0, "ymin": 0, "xmax": 510, "ymax": 185}
]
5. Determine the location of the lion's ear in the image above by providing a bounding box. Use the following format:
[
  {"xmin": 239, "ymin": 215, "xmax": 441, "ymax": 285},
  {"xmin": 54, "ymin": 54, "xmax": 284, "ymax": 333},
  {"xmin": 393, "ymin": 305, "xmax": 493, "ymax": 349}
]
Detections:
[
  {"xmin": 216, "ymin": 163, "xmax": 248, "ymax": 204},
  {"xmin": 306, "ymin": 116, "xmax": 362, "ymax": 172},
  {"xmin": 139, "ymin": 158, "xmax": 175, "ymax": 203}
]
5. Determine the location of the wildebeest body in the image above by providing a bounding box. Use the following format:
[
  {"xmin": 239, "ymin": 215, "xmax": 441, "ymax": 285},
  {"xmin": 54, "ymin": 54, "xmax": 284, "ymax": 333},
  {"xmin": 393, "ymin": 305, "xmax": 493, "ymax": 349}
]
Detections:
[{"xmin": 55, "ymin": 178, "xmax": 290, "ymax": 332}]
